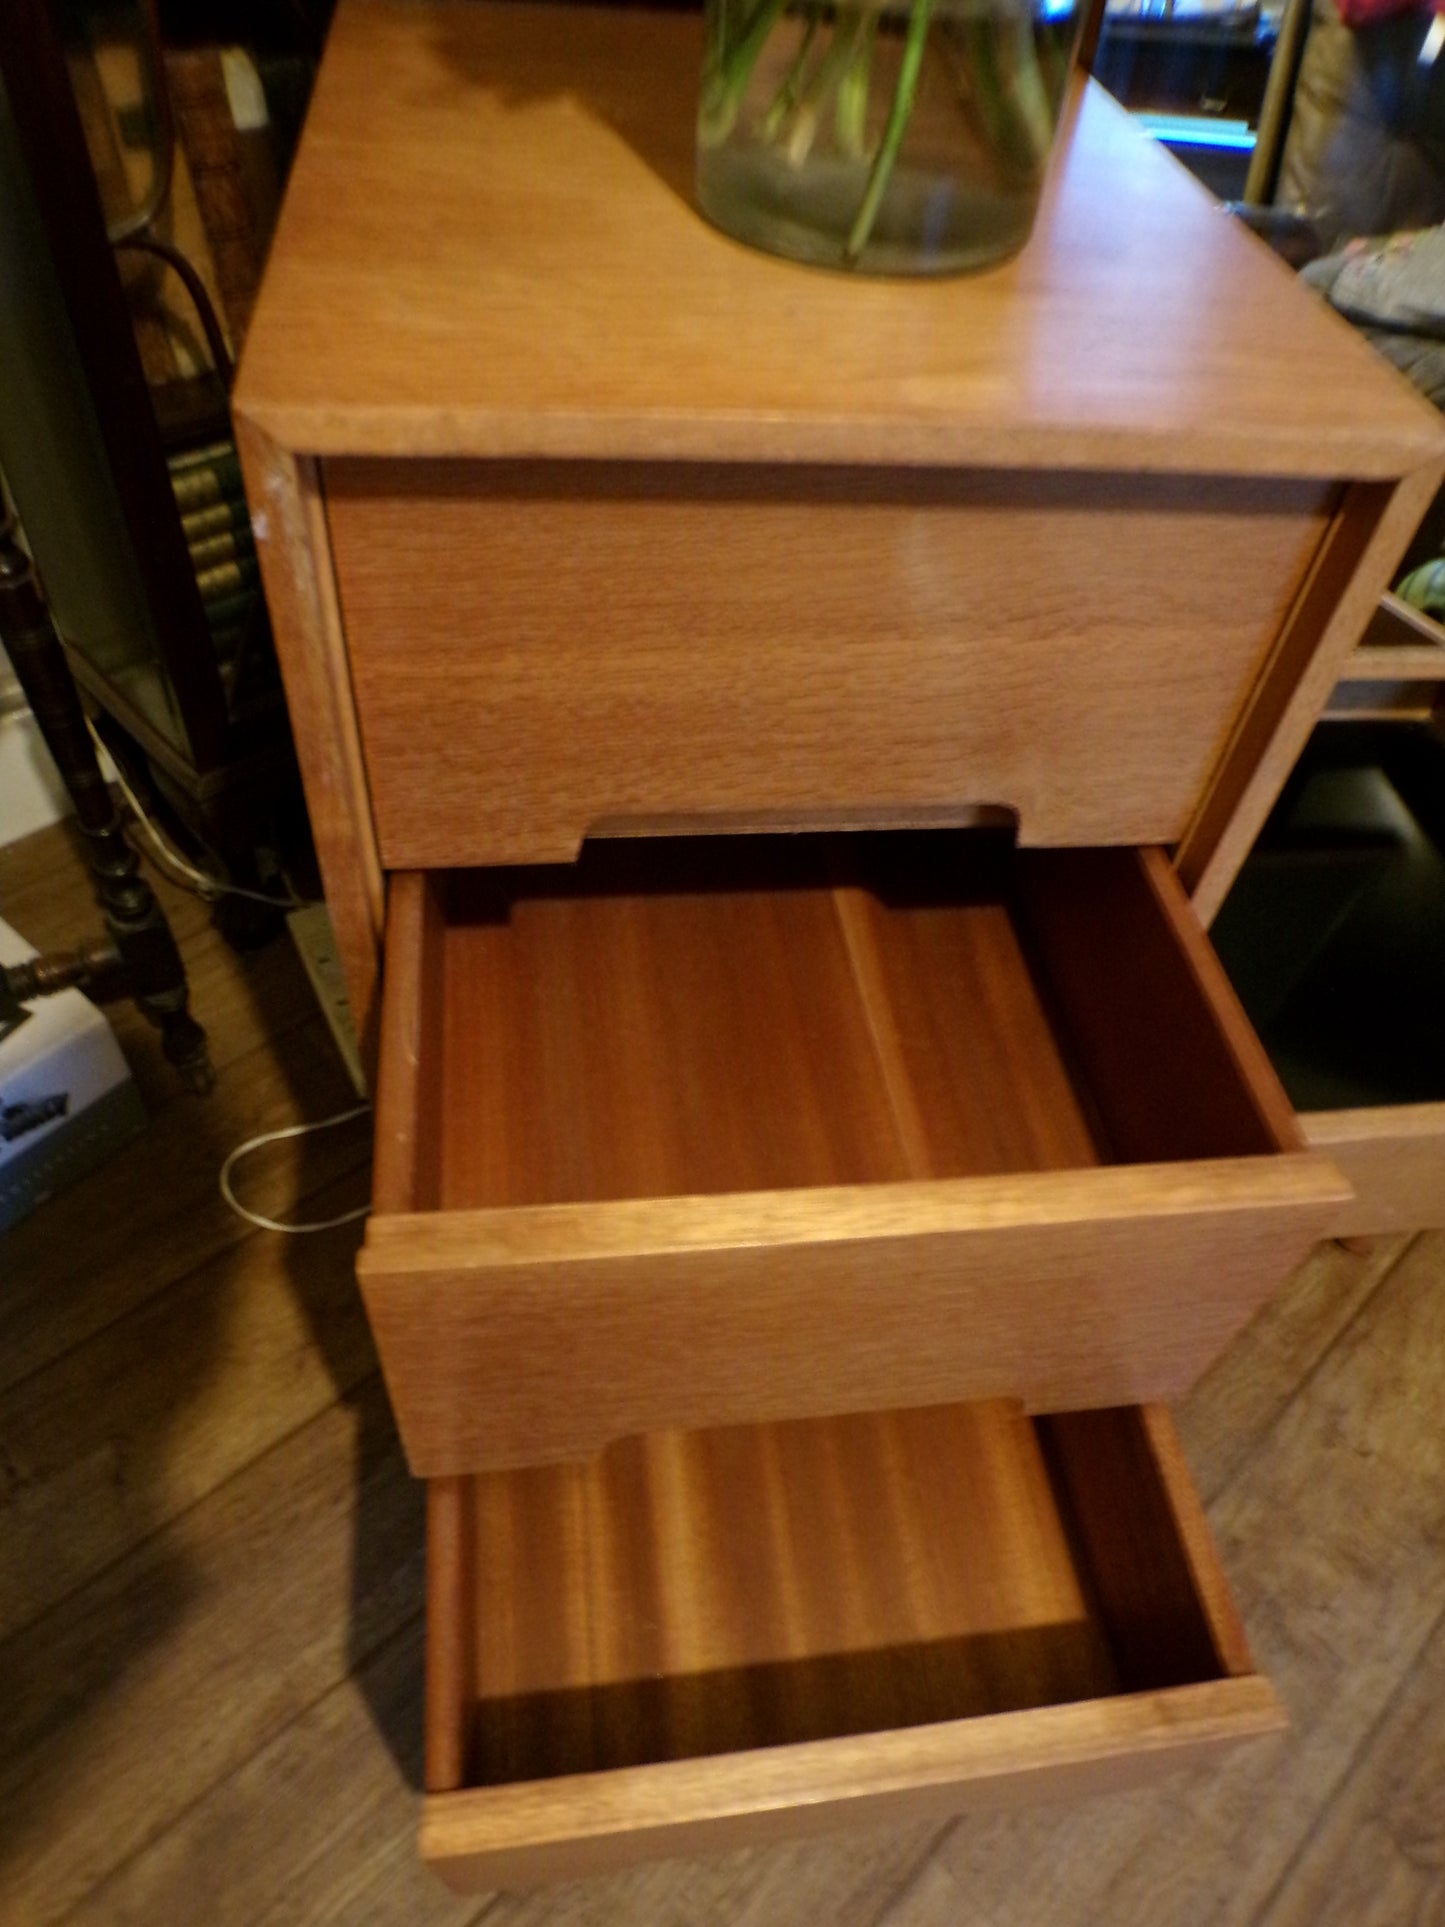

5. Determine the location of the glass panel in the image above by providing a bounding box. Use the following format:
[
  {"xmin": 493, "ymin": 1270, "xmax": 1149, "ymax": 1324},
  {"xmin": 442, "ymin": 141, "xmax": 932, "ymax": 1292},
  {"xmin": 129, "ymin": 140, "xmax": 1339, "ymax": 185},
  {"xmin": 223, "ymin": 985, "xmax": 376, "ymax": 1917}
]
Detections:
[
  {"xmin": 0, "ymin": 67, "xmax": 190, "ymax": 756},
  {"xmin": 1091, "ymin": 0, "xmax": 1275, "ymax": 199}
]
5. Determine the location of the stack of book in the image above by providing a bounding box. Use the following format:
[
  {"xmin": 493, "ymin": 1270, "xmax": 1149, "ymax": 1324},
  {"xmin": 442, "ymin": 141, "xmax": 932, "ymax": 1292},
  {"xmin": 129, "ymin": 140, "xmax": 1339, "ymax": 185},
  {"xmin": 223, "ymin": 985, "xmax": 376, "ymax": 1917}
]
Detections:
[{"xmin": 167, "ymin": 439, "xmax": 259, "ymax": 671}]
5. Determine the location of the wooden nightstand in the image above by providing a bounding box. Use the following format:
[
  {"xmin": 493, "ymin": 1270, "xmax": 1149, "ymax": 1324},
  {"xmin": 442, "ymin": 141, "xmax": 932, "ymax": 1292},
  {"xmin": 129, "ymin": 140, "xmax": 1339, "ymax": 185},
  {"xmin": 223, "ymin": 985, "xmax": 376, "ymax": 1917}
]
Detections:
[{"xmin": 235, "ymin": 0, "xmax": 1445, "ymax": 1889}]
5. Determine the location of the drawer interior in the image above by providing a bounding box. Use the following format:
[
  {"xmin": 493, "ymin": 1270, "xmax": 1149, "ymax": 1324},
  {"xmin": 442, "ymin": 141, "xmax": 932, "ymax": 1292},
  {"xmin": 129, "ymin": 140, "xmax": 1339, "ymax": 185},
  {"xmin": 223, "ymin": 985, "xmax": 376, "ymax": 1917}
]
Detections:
[
  {"xmin": 423, "ymin": 1396, "xmax": 1279, "ymax": 1884},
  {"xmin": 402, "ymin": 829, "xmax": 1294, "ymax": 1218}
]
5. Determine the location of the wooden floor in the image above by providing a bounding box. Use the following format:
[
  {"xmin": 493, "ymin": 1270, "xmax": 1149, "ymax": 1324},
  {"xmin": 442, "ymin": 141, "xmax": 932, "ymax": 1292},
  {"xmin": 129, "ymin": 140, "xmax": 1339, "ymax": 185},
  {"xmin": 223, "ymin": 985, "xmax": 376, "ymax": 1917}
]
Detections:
[{"xmin": 2, "ymin": 818, "xmax": 1443, "ymax": 1926}]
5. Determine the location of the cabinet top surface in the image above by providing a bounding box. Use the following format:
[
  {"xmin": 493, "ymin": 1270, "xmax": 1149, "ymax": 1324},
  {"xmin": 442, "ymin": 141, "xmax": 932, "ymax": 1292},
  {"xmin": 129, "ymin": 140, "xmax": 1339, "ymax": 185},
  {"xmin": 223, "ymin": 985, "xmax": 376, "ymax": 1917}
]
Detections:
[{"xmin": 235, "ymin": 0, "xmax": 1445, "ymax": 476}]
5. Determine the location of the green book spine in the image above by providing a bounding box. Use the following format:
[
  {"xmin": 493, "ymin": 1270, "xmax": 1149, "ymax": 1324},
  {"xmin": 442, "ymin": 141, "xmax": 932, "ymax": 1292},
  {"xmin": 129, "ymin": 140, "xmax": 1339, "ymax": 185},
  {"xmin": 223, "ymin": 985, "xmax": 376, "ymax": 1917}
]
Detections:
[
  {"xmin": 172, "ymin": 466, "xmax": 232, "ymax": 514},
  {"xmin": 169, "ymin": 445, "xmax": 244, "ymax": 511},
  {"xmin": 188, "ymin": 527, "xmax": 256, "ymax": 572},
  {"xmin": 169, "ymin": 439, "xmax": 237, "ymax": 473},
  {"xmin": 195, "ymin": 555, "xmax": 260, "ymax": 603},
  {"xmin": 181, "ymin": 499, "xmax": 250, "ymax": 543}
]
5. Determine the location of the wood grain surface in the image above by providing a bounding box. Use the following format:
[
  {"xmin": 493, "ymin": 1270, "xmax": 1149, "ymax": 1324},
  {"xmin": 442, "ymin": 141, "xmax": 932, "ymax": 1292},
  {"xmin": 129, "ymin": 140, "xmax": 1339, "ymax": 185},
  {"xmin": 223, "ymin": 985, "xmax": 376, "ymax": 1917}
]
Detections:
[
  {"xmin": 364, "ymin": 1157, "xmax": 1341, "ymax": 1474},
  {"xmin": 1302, "ymin": 1104, "xmax": 1445, "ymax": 1236},
  {"xmin": 425, "ymin": 1479, "xmax": 476, "ymax": 1796},
  {"xmin": 416, "ymin": 1400, "xmax": 1278, "ymax": 1888},
  {"xmin": 1256, "ymin": 1594, "xmax": 1445, "ymax": 1927},
  {"xmin": 326, "ymin": 460, "xmax": 1330, "ymax": 868},
  {"xmin": 204, "ymin": 0, "xmax": 1445, "ymax": 1892},
  {"xmin": 1352, "ymin": 589, "xmax": 1445, "ymax": 668},
  {"xmin": 233, "ymin": 4, "xmax": 1444, "ymax": 480},
  {"xmin": 422, "ymin": 1677, "xmax": 1283, "ymax": 1893},
  {"xmin": 234, "ymin": 418, "xmax": 385, "ymax": 1068},
  {"xmin": 464, "ymin": 1401, "xmax": 1116, "ymax": 1772},
  {"xmin": 942, "ymin": 1232, "xmax": 1445, "ymax": 1927},
  {"xmin": 371, "ymin": 869, "xmax": 445, "ymax": 1217},
  {"xmin": 7, "ymin": 822, "xmax": 1445, "ymax": 1924},
  {"xmin": 0, "ymin": 923, "xmax": 362, "ymax": 1394},
  {"xmin": 0, "ymin": 1157, "xmax": 376, "ymax": 1643},
  {"xmin": 1017, "ymin": 846, "xmax": 1303, "ymax": 1160},
  {"xmin": 1134, "ymin": 1405, "xmax": 1257, "ymax": 1677},
  {"xmin": 1180, "ymin": 464, "xmax": 1445, "ymax": 925},
  {"xmin": 1324, "ymin": 680, "xmax": 1444, "ymax": 723},
  {"xmin": 1342, "ymin": 646, "xmax": 1445, "ymax": 683},
  {"xmin": 360, "ymin": 837, "xmax": 1344, "ymax": 1471}
]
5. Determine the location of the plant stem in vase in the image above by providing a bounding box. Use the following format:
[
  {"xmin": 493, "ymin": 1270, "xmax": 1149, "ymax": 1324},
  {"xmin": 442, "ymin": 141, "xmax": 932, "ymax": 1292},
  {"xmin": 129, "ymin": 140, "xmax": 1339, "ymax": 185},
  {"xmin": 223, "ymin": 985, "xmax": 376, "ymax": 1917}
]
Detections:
[{"xmin": 697, "ymin": 0, "xmax": 1083, "ymax": 275}]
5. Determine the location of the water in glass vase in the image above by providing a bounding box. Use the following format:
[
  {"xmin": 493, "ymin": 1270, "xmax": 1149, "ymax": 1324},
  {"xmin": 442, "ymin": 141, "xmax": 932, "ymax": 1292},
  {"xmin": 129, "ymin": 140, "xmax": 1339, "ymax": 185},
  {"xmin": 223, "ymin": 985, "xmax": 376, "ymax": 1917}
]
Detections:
[{"xmin": 697, "ymin": 0, "xmax": 1081, "ymax": 274}]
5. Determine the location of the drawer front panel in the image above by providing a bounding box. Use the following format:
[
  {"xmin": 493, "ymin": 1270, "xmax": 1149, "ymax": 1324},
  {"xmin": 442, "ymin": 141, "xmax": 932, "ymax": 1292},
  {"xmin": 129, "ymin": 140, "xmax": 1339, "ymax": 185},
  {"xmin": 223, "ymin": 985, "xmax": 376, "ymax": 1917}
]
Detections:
[
  {"xmin": 363, "ymin": 1162, "xmax": 1337, "ymax": 1476},
  {"xmin": 326, "ymin": 460, "xmax": 1333, "ymax": 869},
  {"xmin": 423, "ymin": 1679, "xmax": 1283, "ymax": 1889},
  {"xmin": 361, "ymin": 841, "xmax": 1347, "ymax": 1476}
]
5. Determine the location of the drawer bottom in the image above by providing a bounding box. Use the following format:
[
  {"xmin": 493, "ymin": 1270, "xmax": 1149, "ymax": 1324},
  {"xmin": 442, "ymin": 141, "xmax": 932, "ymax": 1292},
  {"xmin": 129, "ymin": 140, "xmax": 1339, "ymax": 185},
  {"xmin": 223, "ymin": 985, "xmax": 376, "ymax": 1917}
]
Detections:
[{"xmin": 421, "ymin": 1398, "xmax": 1281, "ymax": 1888}]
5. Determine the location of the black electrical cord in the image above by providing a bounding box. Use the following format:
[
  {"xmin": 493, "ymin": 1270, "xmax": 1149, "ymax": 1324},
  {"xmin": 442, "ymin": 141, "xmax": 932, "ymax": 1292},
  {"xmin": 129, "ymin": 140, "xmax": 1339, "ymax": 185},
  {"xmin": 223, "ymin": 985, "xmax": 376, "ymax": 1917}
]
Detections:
[
  {"xmin": 103, "ymin": 0, "xmax": 236, "ymax": 390},
  {"xmin": 113, "ymin": 230, "xmax": 234, "ymax": 385}
]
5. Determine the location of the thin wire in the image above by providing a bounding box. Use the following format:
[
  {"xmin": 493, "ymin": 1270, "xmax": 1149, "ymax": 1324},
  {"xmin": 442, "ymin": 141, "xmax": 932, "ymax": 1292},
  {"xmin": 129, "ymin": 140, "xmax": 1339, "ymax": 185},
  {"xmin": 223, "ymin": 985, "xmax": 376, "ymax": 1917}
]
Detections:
[
  {"xmin": 86, "ymin": 717, "xmax": 304, "ymax": 909},
  {"xmin": 220, "ymin": 1104, "xmax": 373, "ymax": 1233},
  {"xmin": 104, "ymin": 0, "xmax": 176, "ymax": 244},
  {"xmin": 114, "ymin": 233, "xmax": 234, "ymax": 383}
]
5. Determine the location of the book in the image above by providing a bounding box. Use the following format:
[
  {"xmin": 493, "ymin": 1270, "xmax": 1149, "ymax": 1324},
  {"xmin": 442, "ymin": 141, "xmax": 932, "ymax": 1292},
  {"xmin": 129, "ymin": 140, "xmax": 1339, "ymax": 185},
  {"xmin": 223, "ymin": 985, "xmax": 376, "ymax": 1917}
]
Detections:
[
  {"xmin": 194, "ymin": 555, "xmax": 260, "ymax": 603},
  {"xmin": 187, "ymin": 527, "xmax": 256, "ymax": 573},
  {"xmin": 181, "ymin": 498, "xmax": 252, "ymax": 543},
  {"xmin": 169, "ymin": 443, "xmax": 245, "ymax": 512}
]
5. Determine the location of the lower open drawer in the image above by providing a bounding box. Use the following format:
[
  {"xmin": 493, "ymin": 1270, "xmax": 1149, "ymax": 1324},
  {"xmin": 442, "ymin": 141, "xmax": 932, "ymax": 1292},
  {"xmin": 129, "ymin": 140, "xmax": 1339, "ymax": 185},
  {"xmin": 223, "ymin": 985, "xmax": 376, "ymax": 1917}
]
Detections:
[{"xmin": 421, "ymin": 1396, "xmax": 1282, "ymax": 1888}]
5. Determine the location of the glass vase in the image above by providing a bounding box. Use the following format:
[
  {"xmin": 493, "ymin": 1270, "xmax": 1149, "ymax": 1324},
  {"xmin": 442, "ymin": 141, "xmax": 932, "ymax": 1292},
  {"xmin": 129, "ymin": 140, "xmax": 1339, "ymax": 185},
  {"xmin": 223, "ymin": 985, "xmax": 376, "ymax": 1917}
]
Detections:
[{"xmin": 697, "ymin": 0, "xmax": 1082, "ymax": 275}]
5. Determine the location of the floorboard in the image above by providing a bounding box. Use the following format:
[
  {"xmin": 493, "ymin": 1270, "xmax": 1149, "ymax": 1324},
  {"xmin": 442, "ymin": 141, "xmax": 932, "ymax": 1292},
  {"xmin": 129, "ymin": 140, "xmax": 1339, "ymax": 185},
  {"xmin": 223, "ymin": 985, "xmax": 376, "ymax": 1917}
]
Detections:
[
  {"xmin": 1177, "ymin": 1234, "xmax": 1411, "ymax": 1503},
  {"xmin": 1, "ymin": 820, "xmax": 1443, "ymax": 1924},
  {"xmin": 1256, "ymin": 1596, "xmax": 1445, "ymax": 1927},
  {"xmin": 941, "ymin": 1231, "xmax": 1445, "ymax": 1926},
  {"xmin": 0, "ymin": 1376, "xmax": 421, "ymax": 1927},
  {"xmin": 0, "ymin": 1019, "xmax": 365, "ymax": 1394},
  {"xmin": 0, "ymin": 1158, "xmax": 374, "ymax": 1642}
]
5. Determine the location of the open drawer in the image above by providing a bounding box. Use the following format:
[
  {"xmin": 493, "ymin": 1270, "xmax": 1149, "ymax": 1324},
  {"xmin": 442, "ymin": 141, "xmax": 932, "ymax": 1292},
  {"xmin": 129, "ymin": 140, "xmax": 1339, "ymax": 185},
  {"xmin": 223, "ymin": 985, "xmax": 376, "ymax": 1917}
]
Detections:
[
  {"xmin": 421, "ymin": 1395, "xmax": 1284, "ymax": 1888},
  {"xmin": 361, "ymin": 831, "xmax": 1347, "ymax": 1473}
]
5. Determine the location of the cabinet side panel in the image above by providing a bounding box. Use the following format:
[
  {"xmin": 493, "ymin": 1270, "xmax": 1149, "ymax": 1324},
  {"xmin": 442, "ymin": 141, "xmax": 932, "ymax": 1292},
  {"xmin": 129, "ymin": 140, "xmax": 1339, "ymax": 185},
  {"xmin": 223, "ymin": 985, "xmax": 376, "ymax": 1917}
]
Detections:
[
  {"xmin": 1303, "ymin": 1104, "xmax": 1445, "ymax": 1236},
  {"xmin": 238, "ymin": 421, "xmax": 385, "ymax": 1071},
  {"xmin": 1180, "ymin": 464, "xmax": 1445, "ymax": 925}
]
